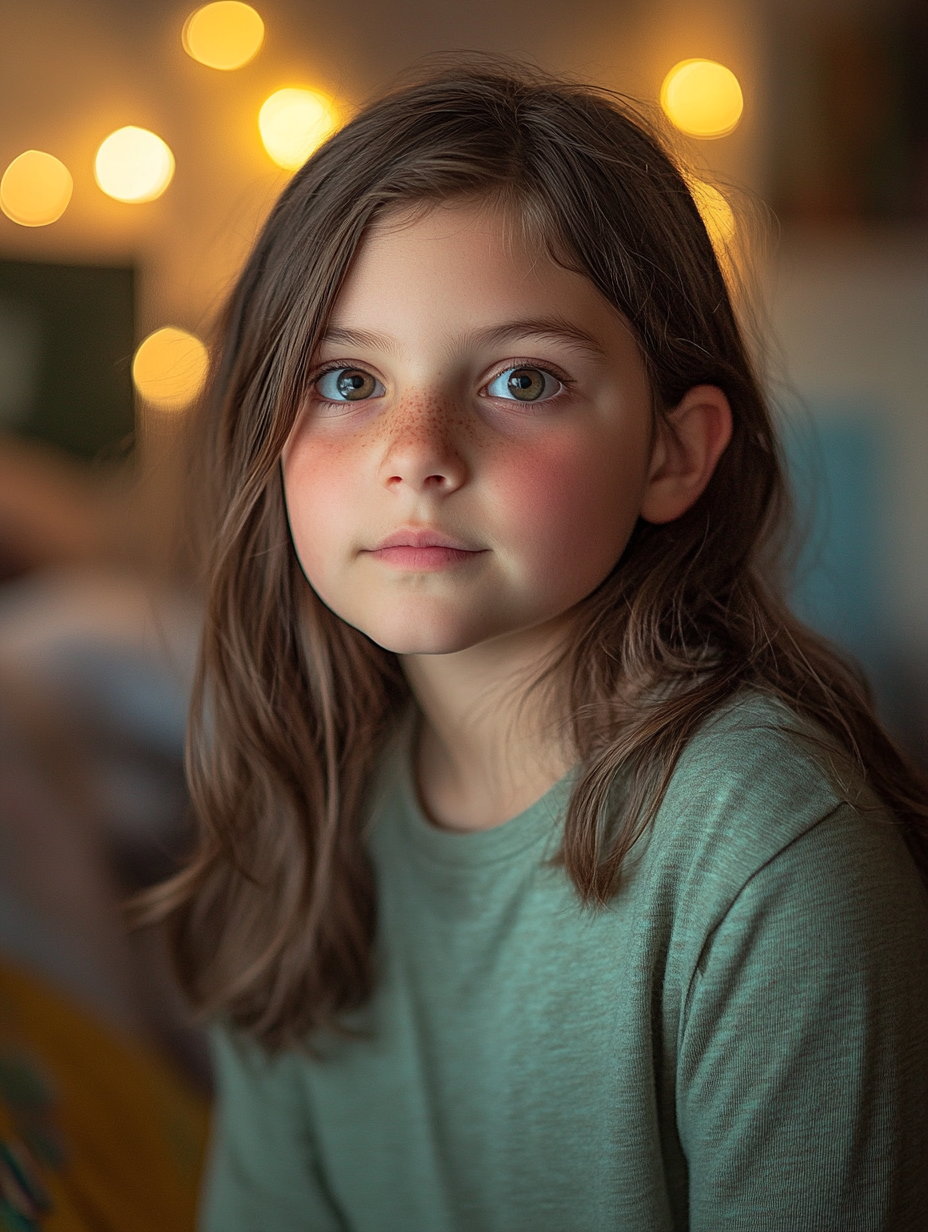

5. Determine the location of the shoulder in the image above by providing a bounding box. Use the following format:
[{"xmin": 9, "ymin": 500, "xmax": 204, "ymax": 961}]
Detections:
[
  {"xmin": 640, "ymin": 690, "xmax": 908, "ymax": 921},
  {"xmin": 661, "ymin": 690, "xmax": 847, "ymax": 846},
  {"xmin": 635, "ymin": 691, "xmax": 928, "ymax": 1011}
]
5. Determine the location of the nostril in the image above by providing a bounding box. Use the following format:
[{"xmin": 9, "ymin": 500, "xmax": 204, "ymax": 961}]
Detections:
[{"xmin": 378, "ymin": 423, "xmax": 468, "ymax": 493}]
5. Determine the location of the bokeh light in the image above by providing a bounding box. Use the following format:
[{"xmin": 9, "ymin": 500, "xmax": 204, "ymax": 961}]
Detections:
[
  {"xmin": 661, "ymin": 60, "xmax": 744, "ymax": 138},
  {"xmin": 258, "ymin": 88, "xmax": 338, "ymax": 170},
  {"xmin": 132, "ymin": 327, "xmax": 209, "ymax": 409},
  {"xmin": 0, "ymin": 151, "xmax": 73, "ymax": 227},
  {"xmin": 182, "ymin": 2, "xmax": 264, "ymax": 70},
  {"xmin": 94, "ymin": 127, "xmax": 175, "ymax": 203},
  {"xmin": 689, "ymin": 179, "xmax": 736, "ymax": 250}
]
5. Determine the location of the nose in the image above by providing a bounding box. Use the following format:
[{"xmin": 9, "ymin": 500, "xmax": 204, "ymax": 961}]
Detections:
[{"xmin": 377, "ymin": 395, "xmax": 468, "ymax": 495}]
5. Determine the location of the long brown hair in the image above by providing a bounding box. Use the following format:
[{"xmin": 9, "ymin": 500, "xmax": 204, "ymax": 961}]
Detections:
[{"xmin": 146, "ymin": 60, "xmax": 928, "ymax": 1050}]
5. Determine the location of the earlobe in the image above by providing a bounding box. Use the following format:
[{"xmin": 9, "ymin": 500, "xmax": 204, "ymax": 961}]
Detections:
[{"xmin": 639, "ymin": 385, "xmax": 733, "ymax": 525}]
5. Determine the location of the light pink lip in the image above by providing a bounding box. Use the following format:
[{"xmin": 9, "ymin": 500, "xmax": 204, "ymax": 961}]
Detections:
[
  {"xmin": 372, "ymin": 528, "xmax": 478, "ymax": 551},
  {"xmin": 364, "ymin": 527, "xmax": 487, "ymax": 571}
]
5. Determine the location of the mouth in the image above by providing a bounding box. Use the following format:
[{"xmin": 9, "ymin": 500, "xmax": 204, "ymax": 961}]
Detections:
[{"xmin": 364, "ymin": 527, "xmax": 487, "ymax": 571}]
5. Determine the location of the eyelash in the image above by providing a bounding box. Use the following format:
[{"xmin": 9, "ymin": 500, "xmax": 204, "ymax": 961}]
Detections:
[
  {"xmin": 311, "ymin": 362, "xmax": 371, "ymax": 389},
  {"xmin": 483, "ymin": 360, "xmax": 571, "ymax": 403},
  {"xmin": 309, "ymin": 360, "xmax": 573, "ymax": 403},
  {"xmin": 308, "ymin": 363, "xmax": 379, "ymax": 410}
]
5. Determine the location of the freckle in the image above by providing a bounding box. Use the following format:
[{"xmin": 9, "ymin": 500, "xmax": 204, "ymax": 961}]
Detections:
[{"xmin": 378, "ymin": 394, "xmax": 482, "ymax": 447}]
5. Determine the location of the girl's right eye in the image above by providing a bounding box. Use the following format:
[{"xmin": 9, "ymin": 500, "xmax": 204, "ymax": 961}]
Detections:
[{"xmin": 315, "ymin": 367, "xmax": 386, "ymax": 402}]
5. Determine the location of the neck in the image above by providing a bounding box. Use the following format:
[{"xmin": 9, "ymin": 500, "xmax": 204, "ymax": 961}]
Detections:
[{"xmin": 401, "ymin": 617, "xmax": 575, "ymax": 832}]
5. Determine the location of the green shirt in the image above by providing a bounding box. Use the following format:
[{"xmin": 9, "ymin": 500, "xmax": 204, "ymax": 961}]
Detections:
[{"xmin": 202, "ymin": 697, "xmax": 928, "ymax": 1231}]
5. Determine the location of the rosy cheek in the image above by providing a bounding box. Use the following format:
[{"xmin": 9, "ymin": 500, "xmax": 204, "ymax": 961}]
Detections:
[
  {"xmin": 488, "ymin": 436, "xmax": 640, "ymax": 583},
  {"xmin": 283, "ymin": 436, "xmax": 358, "ymax": 565}
]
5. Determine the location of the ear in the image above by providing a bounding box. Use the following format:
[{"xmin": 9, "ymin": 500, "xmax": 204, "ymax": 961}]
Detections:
[{"xmin": 639, "ymin": 384, "xmax": 733, "ymax": 525}]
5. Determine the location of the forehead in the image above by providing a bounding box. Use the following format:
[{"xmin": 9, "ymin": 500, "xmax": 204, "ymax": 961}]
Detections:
[{"xmin": 326, "ymin": 200, "xmax": 634, "ymax": 351}]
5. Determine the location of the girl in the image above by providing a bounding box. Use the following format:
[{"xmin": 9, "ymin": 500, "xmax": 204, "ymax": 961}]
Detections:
[{"xmin": 156, "ymin": 63, "xmax": 928, "ymax": 1230}]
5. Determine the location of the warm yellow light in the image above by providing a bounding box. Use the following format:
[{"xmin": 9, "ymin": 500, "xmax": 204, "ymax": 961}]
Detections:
[
  {"xmin": 183, "ymin": 2, "xmax": 264, "ymax": 70},
  {"xmin": 689, "ymin": 179, "xmax": 736, "ymax": 249},
  {"xmin": 0, "ymin": 151, "xmax": 73, "ymax": 227},
  {"xmin": 132, "ymin": 327, "xmax": 209, "ymax": 409},
  {"xmin": 94, "ymin": 127, "xmax": 175, "ymax": 203},
  {"xmin": 259, "ymin": 88, "xmax": 338, "ymax": 170},
  {"xmin": 661, "ymin": 59, "xmax": 744, "ymax": 138}
]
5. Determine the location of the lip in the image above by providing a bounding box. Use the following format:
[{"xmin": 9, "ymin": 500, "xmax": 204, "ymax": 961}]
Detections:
[
  {"xmin": 364, "ymin": 527, "xmax": 487, "ymax": 571},
  {"xmin": 373, "ymin": 528, "xmax": 477, "ymax": 551}
]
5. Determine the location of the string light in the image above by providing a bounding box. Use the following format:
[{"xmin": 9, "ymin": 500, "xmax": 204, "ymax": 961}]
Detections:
[
  {"xmin": 94, "ymin": 127, "xmax": 175, "ymax": 203},
  {"xmin": 661, "ymin": 60, "xmax": 744, "ymax": 138},
  {"xmin": 0, "ymin": 150, "xmax": 73, "ymax": 226},
  {"xmin": 258, "ymin": 88, "xmax": 338, "ymax": 170},
  {"xmin": 132, "ymin": 327, "xmax": 209, "ymax": 409},
  {"xmin": 182, "ymin": 2, "xmax": 264, "ymax": 70}
]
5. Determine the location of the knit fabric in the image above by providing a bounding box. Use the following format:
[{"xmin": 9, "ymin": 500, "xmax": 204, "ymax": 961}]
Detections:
[{"xmin": 202, "ymin": 696, "xmax": 928, "ymax": 1231}]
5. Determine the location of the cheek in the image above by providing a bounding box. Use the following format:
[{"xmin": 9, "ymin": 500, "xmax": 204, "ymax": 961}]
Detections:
[
  {"xmin": 489, "ymin": 432, "xmax": 646, "ymax": 586},
  {"xmin": 282, "ymin": 435, "xmax": 360, "ymax": 576}
]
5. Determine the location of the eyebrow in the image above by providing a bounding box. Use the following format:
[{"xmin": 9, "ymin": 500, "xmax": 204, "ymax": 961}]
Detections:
[
  {"xmin": 473, "ymin": 317, "xmax": 608, "ymax": 360},
  {"xmin": 318, "ymin": 317, "xmax": 608, "ymax": 360},
  {"xmin": 319, "ymin": 326, "xmax": 394, "ymax": 351}
]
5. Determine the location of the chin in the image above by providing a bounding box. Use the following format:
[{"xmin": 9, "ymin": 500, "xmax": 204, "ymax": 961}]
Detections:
[{"xmin": 354, "ymin": 611, "xmax": 497, "ymax": 657}]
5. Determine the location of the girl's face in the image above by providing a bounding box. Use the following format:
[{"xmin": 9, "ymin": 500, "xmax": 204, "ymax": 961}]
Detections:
[{"xmin": 283, "ymin": 201, "xmax": 661, "ymax": 657}]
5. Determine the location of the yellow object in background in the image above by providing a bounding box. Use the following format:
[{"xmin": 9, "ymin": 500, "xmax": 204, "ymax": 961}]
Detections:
[
  {"xmin": 0, "ymin": 959, "xmax": 209, "ymax": 1232},
  {"xmin": 0, "ymin": 152, "xmax": 73, "ymax": 227},
  {"xmin": 94, "ymin": 127, "xmax": 175, "ymax": 203},
  {"xmin": 132, "ymin": 327, "xmax": 209, "ymax": 409},
  {"xmin": 183, "ymin": 2, "xmax": 264, "ymax": 70},
  {"xmin": 259, "ymin": 88, "xmax": 338, "ymax": 170},
  {"xmin": 688, "ymin": 178, "xmax": 736, "ymax": 249},
  {"xmin": 660, "ymin": 59, "xmax": 744, "ymax": 138}
]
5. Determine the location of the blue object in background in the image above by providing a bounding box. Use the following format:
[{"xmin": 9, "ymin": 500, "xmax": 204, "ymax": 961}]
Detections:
[
  {"xmin": 784, "ymin": 406, "xmax": 886, "ymax": 667},
  {"xmin": 783, "ymin": 405, "xmax": 928, "ymax": 764},
  {"xmin": 780, "ymin": 402, "xmax": 922, "ymax": 749}
]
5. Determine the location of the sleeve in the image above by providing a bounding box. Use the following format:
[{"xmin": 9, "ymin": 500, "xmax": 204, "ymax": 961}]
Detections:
[
  {"xmin": 677, "ymin": 803, "xmax": 928, "ymax": 1232},
  {"xmin": 199, "ymin": 1027, "xmax": 347, "ymax": 1232}
]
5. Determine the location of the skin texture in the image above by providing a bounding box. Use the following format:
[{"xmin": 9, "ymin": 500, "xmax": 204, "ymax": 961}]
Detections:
[{"xmin": 283, "ymin": 203, "xmax": 731, "ymax": 830}]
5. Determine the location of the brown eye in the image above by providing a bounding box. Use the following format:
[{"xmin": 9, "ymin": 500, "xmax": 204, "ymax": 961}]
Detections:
[
  {"xmin": 507, "ymin": 368, "xmax": 546, "ymax": 400},
  {"xmin": 316, "ymin": 367, "xmax": 385, "ymax": 402},
  {"xmin": 337, "ymin": 369, "xmax": 376, "ymax": 400},
  {"xmin": 486, "ymin": 366, "xmax": 561, "ymax": 403}
]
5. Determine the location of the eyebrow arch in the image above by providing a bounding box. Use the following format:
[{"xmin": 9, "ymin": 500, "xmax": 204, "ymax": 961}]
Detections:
[
  {"xmin": 318, "ymin": 317, "xmax": 609, "ymax": 360},
  {"xmin": 318, "ymin": 325, "xmax": 395, "ymax": 351},
  {"xmin": 473, "ymin": 317, "xmax": 608, "ymax": 359}
]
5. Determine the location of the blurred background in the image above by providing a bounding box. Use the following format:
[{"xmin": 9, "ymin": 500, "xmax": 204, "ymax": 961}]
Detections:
[{"xmin": 0, "ymin": 0, "xmax": 925, "ymax": 1225}]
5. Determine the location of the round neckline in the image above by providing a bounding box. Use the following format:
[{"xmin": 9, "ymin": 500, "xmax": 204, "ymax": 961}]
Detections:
[{"xmin": 390, "ymin": 735, "xmax": 577, "ymax": 869}]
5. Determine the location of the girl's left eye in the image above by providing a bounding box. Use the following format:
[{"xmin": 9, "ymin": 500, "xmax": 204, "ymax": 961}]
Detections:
[
  {"xmin": 315, "ymin": 367, "xmax": 386, "ymax": 402},
  {"xmin": 485, "ymin": 366, "xmax": 563, "ymax": 403}
]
